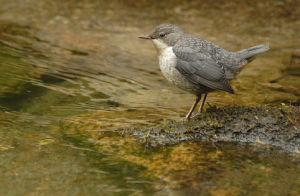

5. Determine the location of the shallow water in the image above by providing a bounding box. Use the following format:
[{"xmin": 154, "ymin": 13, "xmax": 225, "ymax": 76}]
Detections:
[{"xmin": 0, "ymin": 0, "xmax": 299, "ymax": 195}]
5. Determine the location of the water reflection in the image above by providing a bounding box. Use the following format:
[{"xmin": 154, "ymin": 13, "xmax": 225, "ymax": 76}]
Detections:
[{"xmin": 0, "ymin": 0, "xmax": 299, "ymax": 195}]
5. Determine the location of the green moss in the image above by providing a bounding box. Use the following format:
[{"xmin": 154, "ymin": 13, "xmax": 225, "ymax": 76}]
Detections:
[{"xmin": 128, "ymin": 105, "xmax": 300, "ymax": 153}]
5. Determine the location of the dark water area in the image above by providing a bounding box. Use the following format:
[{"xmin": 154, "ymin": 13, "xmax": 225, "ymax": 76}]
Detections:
[{"xmin": 0, "ymin": 0, "xmax": 299, "ymax": 195}]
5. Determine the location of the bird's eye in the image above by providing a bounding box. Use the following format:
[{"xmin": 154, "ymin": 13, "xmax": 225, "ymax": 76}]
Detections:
[{"xmin": 159, "ymin": 33, "xmax": 165, "ymax": 37}]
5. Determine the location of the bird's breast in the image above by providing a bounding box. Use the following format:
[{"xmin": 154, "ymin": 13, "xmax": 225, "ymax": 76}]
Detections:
[
  {"xmin": 158, "ymin": 47, "xmax": 197, "ymax": 93},
  {"xmin": 158, "ymin": 47, "xmax": 178, "ymax": 82}
]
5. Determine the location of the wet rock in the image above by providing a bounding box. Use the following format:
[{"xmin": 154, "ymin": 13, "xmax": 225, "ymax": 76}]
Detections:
[{"xmin": 129, "ymin": 106, "xmax": 300, "ymax": 153}]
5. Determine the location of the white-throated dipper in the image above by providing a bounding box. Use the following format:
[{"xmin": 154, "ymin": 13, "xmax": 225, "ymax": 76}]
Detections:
[{"xmin": 138, "ymin": 24, "xmax": 269, "ymax": 120}]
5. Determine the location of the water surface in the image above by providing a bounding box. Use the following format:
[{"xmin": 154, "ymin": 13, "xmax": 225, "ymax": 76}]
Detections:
[{"xmin": 0, "ymin": 0, "xmax": 299, "ymax": 195}]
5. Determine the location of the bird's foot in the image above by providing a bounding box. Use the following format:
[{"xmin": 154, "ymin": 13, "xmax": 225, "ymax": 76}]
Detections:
[
  {"xmin": 182, "ymin": 117, "xmax": 190, "ymax": 122},
  {"xmin": 182, "ymin": 114, "xmax": 198, "ymax": 122},
  {"xmin": 191, "ymin": 112, "xmax": 203, "ymax": 119},
  {"xmin": 192, "ymin": 113, "xmax": 201, "ymax": 119}
]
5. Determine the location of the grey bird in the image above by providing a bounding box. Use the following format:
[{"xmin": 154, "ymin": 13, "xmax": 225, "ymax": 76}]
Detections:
[{"xmin": 138, "ymin": 24, "xmax": 269, "ymax": 120}]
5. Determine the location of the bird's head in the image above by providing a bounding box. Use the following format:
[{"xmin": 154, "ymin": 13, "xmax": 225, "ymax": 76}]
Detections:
[{"xmin": 138, "ymin": 24, "xmax": 184, "ymax": 50}]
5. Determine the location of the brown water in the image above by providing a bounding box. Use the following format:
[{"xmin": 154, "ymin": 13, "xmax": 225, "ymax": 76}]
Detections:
[{"xmin": 0, "ymin": 0, "xmax": 299, "ymax": 195}]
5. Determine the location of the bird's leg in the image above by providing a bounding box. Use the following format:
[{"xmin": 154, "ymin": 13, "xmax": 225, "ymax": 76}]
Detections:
[
  {"xmin": 198, "ymin": 93, "xmax": 208, "ymax": 113},
  {"xmin": 185, "ymin": 96, "xmax": 201, "ymax": 120}
]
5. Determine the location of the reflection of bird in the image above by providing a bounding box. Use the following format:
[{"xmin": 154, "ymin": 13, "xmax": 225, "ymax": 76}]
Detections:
[{"xmin": 139, "ymin": 24, "xmax": 269, "ymax": 120}]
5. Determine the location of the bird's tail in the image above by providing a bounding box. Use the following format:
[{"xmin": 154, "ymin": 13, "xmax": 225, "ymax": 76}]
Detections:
[
  {"xmin": 237, "ymin": 44, "xmax": 269, "ymax": 62},
  {"xmin": 232, "ymin": 44, "xmax": 269, "ymax": 75}
]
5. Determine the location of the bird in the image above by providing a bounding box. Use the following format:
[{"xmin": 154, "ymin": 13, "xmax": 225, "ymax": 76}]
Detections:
[{"xmin": 138, "ymin": 24, "xmax": 269, "ymax": 120}]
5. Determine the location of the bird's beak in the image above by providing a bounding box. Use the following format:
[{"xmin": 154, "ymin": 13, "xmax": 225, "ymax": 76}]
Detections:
[{"xmin": 138, "ymin": 35, "xmax": 152, "ymax": 39}]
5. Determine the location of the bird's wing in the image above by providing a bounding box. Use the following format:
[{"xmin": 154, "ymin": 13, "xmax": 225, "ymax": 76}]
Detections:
[{"xmin": 173, "ymin": 46, "xmax": 234, "ymax": 93}]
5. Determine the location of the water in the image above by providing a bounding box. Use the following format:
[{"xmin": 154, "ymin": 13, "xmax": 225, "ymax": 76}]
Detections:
[{"xmin": 0, "ymin": 0, "xmax": 299, "ymax": 195}]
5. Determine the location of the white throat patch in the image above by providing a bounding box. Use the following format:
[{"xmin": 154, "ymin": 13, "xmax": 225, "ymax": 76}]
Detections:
[{"xmin": 152, "ymin": 39, "xmax": 168, "ymax": 52}]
